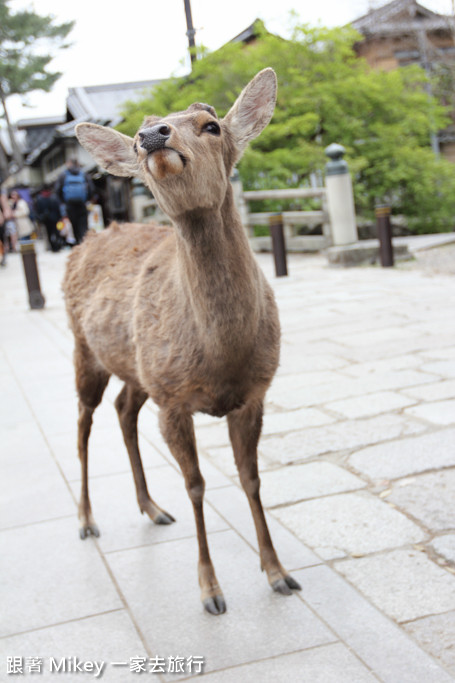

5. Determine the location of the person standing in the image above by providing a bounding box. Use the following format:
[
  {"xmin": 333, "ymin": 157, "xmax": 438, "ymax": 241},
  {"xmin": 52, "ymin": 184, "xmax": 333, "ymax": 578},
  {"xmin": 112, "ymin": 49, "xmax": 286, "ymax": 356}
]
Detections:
[
  {"xmin": 0, "ymin": 189, "xmax": 17, "ymax": 255},
  {"xmin": 55, "ymin": 159, "xmax": 94, "ymax": 244},
  {"xmin": 35, "ymin": 185, "xmax": 64, "ymax": 252},
  {"xmin": 10, "ymin": 190, "xmax": 34, "ymax": 241}
]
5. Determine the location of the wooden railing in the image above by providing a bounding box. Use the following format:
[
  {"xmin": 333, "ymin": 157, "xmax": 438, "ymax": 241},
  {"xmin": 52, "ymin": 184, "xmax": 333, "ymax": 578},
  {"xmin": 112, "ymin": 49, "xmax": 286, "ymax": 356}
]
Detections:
[{"xmin": 241, "ymin": 187, "xmax": 332, "ymax": 252}]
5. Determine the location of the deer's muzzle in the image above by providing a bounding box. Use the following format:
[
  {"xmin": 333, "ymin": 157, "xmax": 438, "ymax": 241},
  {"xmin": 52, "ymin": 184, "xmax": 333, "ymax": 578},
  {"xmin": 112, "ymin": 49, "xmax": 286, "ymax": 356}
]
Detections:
[{"xmin": 139, "ymin": 124, "xmax": 171, "ymax": 153}]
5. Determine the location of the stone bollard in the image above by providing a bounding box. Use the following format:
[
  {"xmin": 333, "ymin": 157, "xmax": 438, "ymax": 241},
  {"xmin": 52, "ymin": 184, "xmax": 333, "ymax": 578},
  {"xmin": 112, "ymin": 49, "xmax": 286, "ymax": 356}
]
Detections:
[
  {"xmin": 20, "ymin": 241, "xmax": 45, "ymax": 309},
  {"xmin": 375, "ymin": 205, "xmax": 394, "ymax": 267},
  {"xmin": 268, "ymin": 213, "xmax": 288, "ymax": 277},
  {"xmin": 325, "ymin": 143, "xmax": 358, "ymax": 246}
]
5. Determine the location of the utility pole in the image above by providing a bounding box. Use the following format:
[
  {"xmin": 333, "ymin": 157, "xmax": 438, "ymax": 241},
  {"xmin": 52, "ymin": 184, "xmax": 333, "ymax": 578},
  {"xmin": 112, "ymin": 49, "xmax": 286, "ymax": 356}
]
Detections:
[{"xmin": 183, "ymin": 0, "xmax": 197, "ymax": 67}]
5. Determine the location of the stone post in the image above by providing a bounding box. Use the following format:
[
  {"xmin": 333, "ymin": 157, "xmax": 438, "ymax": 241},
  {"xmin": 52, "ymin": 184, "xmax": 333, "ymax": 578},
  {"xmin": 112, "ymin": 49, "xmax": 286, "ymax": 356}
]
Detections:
[{"xmin": 325, "ymin": 143, "xmax": 358, "ymax": 246}]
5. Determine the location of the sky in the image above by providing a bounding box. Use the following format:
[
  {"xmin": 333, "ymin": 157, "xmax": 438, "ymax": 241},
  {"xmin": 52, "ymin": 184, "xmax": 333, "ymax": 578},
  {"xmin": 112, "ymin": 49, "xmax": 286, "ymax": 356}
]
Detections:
[{"xmin": 4, "ymin": 0, "xmax": 455, "ymax": 123}]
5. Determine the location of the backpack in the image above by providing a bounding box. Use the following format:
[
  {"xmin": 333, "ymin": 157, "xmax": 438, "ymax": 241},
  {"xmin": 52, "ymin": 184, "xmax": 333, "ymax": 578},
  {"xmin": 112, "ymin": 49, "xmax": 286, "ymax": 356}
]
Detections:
[{"xmin": 62, "ymin": 170, "xmax": 88, "ymax": 202}]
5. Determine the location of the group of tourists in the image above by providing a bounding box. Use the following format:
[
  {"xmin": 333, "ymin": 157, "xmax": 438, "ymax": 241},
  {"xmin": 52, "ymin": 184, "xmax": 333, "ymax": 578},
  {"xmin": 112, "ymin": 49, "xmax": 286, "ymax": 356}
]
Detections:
[{"xmin": 0, "ymin": 159, "xmax": 95, "ymax": 266}]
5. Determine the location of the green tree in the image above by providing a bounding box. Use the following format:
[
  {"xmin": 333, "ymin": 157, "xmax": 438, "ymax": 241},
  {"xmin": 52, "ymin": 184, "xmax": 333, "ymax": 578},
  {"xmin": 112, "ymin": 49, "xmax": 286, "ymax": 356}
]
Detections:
[
  {"xmin": 119, "ymin": 20, "xmax": 455, "ymax": 233},
  {"xmin": 0, "ymin": 0, "xmax": 73, "ymax": 169}
]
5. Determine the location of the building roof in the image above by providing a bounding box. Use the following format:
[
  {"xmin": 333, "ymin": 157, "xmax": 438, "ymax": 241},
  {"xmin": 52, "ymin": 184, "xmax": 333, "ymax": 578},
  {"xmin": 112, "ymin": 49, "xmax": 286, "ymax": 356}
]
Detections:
[
  {"xmin": 351, "ymin": 0, "xmax": 453, "ymax": 37},
  {"xmin": 66, "ymin": 79, "xmax": 163, "ymax": 126},
  {"xmin": 21, "ymin": 79, "xmax": 163, "ymax": 166}
]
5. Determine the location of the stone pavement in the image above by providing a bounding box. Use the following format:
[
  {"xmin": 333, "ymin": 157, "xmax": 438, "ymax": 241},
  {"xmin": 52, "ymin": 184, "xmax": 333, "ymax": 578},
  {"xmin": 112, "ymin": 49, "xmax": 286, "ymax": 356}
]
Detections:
[{"xmin": 1, "ymin": 239, "xmax": 455, "ymax": 682}]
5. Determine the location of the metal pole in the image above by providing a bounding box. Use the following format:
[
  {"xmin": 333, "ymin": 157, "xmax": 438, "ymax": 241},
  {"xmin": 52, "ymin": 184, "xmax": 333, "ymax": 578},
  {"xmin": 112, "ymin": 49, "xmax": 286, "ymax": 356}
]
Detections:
[
  {"xmin": 183, "ymin": 0, "xmax": 196, "ymax": 66},
  {"xmin": 268, "ymin": 213, "xmax": 288, "ymax": 277},
  {"xmin": 20, "ymin": 241, "xmax": 45, "ymax": 309},
  {"xmin": 375, "ymin": 205, "xmax": 394, "ymax": 267}
]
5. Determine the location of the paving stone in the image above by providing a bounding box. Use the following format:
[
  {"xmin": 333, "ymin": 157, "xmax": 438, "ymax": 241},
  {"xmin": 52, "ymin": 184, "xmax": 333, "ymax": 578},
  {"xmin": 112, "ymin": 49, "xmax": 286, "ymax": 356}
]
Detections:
[
  {"xmin": 431, "ymin": 535, "xmax": 455, "ymax": 563},
  {"xmin": 423, "ymin": 347, "xmax": 455, "ymax": 361},
  {"xmin": 201, "ymin": 445, "xmax": 239, "ymax": 477},
  {"xmin": 259, "ymin": 415, "xmax": 425, "ymax": 466},
  {"xmin": 335, "ymin": 549, "xmax": 455, "ymax": 622},
  {"xmin": 349, "ymin": 428, "xmax": 455, "ymax": 480},
  {"xmin": 205, "ymin": 484, "xmax": 320, "ymax": 571},
  {"xmin": 295, "ymin": 564, "xmax": 454, "ymax": 683},
  {"xmin": 404, "ymin": 399, "xmax": 455, "ymax": 426},
  {"xmin": 262, "ymin": 407, "xmax": 334, "ymax": 434},
  {"xmin": 389, "ymin": 470, "xmax": 455, "ymax": 531},
  {"xmin": 326, "ymin": 391, "xmax": 415, "ymax": 419},
  {"xmin": 0, "ymin": 611, "xmax": 146, "ymax": 683},
  {"xmin": 421, "ymin": 360, "xmax": 455, "ymax": 378},
  {"xmin": 0, "ymin": 518, "xmax": 122, "ymax": 637},
  {"xmin": 259, "ymin": 461, "xmax": 366, "ymax": 508},
  {"xmin": 269, "ymin": 369, "xmax": 436, "ymax": 411},
  {"xmin": 272, "ymin": 491, "xmax": 424, "ymax": 559},
  {"xmin": 199, "ymin": 643, "xmax": 375, "ymax": 682},
  {"xmin": 342, "ymin": 354, "xmax": 422, "ymax": 377},
  {"xmin": 107, "ymin": 531, "xmax": 334, "ymax": 675},
  {"xmin": 402, "ymin": 379, "xmax": 455, "ymax": 401},
  {"xmin": 403, "ymin": 610, "xmax": 455, "ymax": 678}
]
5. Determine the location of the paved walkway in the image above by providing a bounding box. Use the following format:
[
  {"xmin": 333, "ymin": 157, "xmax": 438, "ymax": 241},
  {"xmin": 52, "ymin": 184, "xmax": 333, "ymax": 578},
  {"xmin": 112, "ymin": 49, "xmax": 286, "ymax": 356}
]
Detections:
[{"xmin": 1, "ymin": 239, "xmax": 455, "ymax": 682}]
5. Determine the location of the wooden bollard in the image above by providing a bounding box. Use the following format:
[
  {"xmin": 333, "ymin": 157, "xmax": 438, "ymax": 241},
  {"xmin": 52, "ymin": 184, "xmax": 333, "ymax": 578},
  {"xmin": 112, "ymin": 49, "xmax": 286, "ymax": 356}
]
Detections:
[
  {"xmin": 20, "ymin": 241, "xmax": 45, "ymax": 309},
  {"xmin": 268, "ymin": 213, "xmax": 288, "ymax": 277},
  {"xmin": 375, "ymin": 205, "xmax": 394, "ymax": 267}
]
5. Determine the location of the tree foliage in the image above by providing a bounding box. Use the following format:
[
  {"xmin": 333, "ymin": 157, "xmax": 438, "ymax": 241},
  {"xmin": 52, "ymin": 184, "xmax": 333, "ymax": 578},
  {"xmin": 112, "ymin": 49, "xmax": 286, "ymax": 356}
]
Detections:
[
  {"xmin": 119, "ymin": 20, "xmax": 455, "ymax": 232},
  {"xmin": 0, "ymin": 0, "xmax": 73, "ymax": 167}
]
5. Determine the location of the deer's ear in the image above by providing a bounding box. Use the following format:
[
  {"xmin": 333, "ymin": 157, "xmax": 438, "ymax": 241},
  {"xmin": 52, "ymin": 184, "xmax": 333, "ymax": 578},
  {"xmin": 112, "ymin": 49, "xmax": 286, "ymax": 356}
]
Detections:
[
  {"xmin": 76, "ymin": 123, "xmax": 139, "ymax": 177},
  {"xmin": 223, "ymin": 68, "xmax": 277, "ymax": 161}
]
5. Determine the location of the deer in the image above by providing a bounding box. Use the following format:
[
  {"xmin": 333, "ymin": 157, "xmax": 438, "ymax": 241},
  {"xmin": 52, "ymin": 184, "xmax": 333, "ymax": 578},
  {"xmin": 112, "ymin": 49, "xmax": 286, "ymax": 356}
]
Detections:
[{"xmin": 64, "ymin": 68, "xmax": 301, "ymax": 615}]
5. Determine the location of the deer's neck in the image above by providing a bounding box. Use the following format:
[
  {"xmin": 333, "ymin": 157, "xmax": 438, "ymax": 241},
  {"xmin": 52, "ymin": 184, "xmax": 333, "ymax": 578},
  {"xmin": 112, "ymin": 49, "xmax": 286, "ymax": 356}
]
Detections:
[{"xmin": 174, "ymin": 187, "xmax": 261, "ymax": 344}]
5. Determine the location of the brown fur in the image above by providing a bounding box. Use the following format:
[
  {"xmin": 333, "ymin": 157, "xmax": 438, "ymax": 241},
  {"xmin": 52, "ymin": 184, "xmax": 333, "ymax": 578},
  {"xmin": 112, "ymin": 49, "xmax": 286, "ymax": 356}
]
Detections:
[{"xmin": 64, "ymin": 69, "xmax": 300, "ymax": 614}]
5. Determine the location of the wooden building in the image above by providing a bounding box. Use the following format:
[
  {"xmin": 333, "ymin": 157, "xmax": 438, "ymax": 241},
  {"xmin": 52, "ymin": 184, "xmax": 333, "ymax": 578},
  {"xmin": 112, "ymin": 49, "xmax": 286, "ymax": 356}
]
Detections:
[{"xmin": 351, "ymin": 0, "xmax": 455, "ymax": 159}]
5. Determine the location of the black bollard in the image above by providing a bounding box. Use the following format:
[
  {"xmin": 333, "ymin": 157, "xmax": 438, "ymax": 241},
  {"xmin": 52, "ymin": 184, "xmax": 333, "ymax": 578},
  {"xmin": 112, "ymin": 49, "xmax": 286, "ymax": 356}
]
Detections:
[
  {"xmin": 20, "ymin": 241, "xmax": 45, "ymax": 309},
  {"xmin": 268, "ymin": 213, "xmax": 288, "ymax": 277},
  {"xmin": 375, "ymin": 205, "xmax": 394, "ymax": 268}
]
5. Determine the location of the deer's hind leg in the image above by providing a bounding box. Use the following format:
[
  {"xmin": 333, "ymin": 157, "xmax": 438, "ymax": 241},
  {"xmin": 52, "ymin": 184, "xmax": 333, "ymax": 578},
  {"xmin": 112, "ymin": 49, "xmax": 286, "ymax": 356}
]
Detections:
[
  {"xmin": 115, "ymin": 383, "xmax": 175, "ymax": 525},
  {"xmin": 75, "ymin": 342, "xmax": 110, "ymax": 539},
  {"xmin": 227, "ymin": 399, "xmax": 301, "ymax": 595}
]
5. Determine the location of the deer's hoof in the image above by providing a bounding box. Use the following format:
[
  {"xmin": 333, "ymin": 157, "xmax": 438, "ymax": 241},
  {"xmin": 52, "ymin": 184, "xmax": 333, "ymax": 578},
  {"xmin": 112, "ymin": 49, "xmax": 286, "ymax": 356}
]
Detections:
[
  {"xmin": 154, "ymin": 511, "xmax": 176, "ymax": 525},
  {"xmin": 203, "ymin": 595, "xmax": 227, "ymax": 615},
  {"xmin": 79, "ymin": 524, "xmax": 100, "ymax": 540},
  {"xmin": 272, "ymin": 575, "xmax": 301, "ymax": 595}
]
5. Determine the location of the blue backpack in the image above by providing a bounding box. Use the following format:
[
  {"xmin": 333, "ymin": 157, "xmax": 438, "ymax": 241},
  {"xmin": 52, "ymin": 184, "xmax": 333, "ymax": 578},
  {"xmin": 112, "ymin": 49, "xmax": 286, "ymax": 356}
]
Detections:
[{"xmin": 62, "ymin": 170, "xmax": 88, "ymax": 202}]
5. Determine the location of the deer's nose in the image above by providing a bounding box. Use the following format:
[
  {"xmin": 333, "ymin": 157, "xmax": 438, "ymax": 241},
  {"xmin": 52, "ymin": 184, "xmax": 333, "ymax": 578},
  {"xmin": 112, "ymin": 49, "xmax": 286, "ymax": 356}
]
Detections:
[{"xmin": 138, "ymin": 124, "xmax": 171, "ymax": 152}]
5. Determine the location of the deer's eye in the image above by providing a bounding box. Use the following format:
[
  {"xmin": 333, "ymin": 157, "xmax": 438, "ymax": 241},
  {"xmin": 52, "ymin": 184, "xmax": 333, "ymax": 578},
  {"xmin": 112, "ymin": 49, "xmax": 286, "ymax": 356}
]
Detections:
[{"xmin": 203, "ymin": 121, "xmax": 220, "ymax": 136}]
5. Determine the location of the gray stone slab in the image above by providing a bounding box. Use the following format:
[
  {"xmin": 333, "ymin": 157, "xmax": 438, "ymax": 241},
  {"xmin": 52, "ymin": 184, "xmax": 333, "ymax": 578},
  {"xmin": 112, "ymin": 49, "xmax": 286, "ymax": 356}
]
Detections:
[
  {"xmin": 69, "ymin": 466, "xmax": 229, "ymax": 554},
  {"xmin": 342, "ymin": 354, "xmax": 422, "ymax": 377},
  {"xmin": 0, "ymin": 517, "xmax": 122, "ymax": 637},
  {"xmin": 402, "ymin": 379, "xmax": 455, "ymax": 402},
  {"xmin": 349, "ymin": 428, "xmax": 455, "ymax": 480},
  {"xmin": 262, "ymin": 407, "xmax": 334, "ymax": 435},
  {"xmin": 403, "ymin": 610, "xmax": 455, "ymax": 678},
  {"xmin": 199, "ymin": 643, "xmax": 376, "ymax": 682},
  {"xmin": 389, "ymin": 470, "xmax": 455, "ymax": 531},
  {"xmin": 294, "ymin": 564, "xmax": 454, "ymax": 683},
  {"xmin": 201, "ymin": 445, "xmax": 239, "ymax": 478},
  {"xmin": 421, "ymin": 360, "xmax": 455, "ymax": 378},
  {"xmin": 259, "ymin": 461, "xmax": 366, "ymax": 507},
  {"xmin": 432, "ymin": 534, "xmax": 455, "ymax": 563},
  {"xmin": 205, "ymin": 484, "xmax": 320, "ymax": 571},
  {"xmin": 326, "ymin": 391, "xmax": 415, "ymax": 419},
  {"xmin": 405, "ymin": 399, "xmax": 455, "ymax": 426},
  {"xmin": 260, "ymin": 415, "xmax": 424, "ymax": 466},
  {"xmin": 335, "ymin": 549, "xmax": 455, "ymax": 622},
  {"xmin": 107, "ymin": 531, "xmax": 334, "ymax": 675},
  {"xmin": 272, "ymin": 491, "xmax": 424, "ymax": 559},
  {"xmin": 0, "ymin": 611, "xmax": 146, "ymax": 682}
]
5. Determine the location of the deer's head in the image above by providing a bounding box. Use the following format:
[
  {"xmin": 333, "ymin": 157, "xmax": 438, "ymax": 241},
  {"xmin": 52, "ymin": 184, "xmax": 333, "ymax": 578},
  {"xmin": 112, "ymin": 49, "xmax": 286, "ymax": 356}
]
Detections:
[{"xmin": 76, "ymin": 69, "xmax": 277, "ymax": 219}]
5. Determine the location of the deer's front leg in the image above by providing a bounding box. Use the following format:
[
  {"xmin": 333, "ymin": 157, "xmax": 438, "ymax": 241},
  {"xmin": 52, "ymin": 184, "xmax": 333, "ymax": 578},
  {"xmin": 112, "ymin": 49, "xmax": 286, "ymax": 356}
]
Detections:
[
  {"xmin": 228, "ymin": 400, "xmax": 301, "ymax": 595},
  {"xmin": 159, "ymin": 407, "xmax": 226, "ymax": 615}
]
